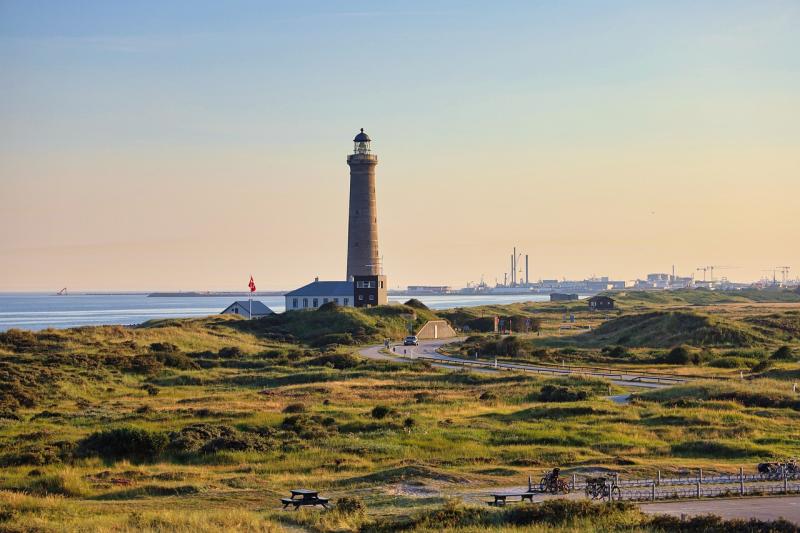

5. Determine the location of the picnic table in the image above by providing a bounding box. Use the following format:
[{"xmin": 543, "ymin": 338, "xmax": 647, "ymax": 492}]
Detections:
[
  {"xmin": 489, "ymin": 491, "xmax": 536, "ymax": 506},
  {"xmin": 281, "ymin": 489, "xmax": 330, "ymax": 510}
]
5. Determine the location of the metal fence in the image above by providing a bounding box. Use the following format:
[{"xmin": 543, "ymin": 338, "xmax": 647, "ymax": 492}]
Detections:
[{"xmin": 566, "ymin": 469, "xmax": 800, "ymax": 502}]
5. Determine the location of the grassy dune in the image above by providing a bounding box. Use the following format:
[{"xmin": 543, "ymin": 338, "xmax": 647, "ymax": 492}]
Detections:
[{"xmin": 1, "ymin": 300, "xmax": 800, "ymax": 531}]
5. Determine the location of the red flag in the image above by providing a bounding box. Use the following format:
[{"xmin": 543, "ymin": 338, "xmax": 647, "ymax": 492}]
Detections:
[{"xmin": 248, "ymin": 275, "xmax": 256, "ymax": 293}]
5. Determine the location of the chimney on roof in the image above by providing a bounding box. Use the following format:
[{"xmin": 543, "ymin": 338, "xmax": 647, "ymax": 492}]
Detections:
[{"xmin": 314, "ymin": 276, "xmax": 319, "ymax": 282}]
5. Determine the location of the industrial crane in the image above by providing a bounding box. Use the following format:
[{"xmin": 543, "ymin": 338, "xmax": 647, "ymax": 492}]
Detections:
[
  {"xmin": 696, "ymin": 266, "xmax": 732, "ymax": 283},
  {"xmin": 777, "ymin": 266, "xmax": 791, "ymax": 286}
]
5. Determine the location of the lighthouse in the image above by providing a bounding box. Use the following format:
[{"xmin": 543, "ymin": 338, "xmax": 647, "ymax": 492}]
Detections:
[
  {"xmin": 346, "ymin": 129, "xmax": 381, "ymax": 278},
  {"xmin": 346, "ymin": 129, "xmax": 387, "ymax": 306}
]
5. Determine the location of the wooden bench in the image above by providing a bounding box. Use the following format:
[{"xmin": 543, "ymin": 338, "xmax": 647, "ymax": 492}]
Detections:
[{"xmin": 489, "ymin": 492, "xmax": 536, "ymax": 506}]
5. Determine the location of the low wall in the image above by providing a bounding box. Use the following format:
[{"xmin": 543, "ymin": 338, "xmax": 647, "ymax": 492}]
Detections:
[{"xmin": 416, "ymin": 320, "xmax": 457, "ymax": 340}]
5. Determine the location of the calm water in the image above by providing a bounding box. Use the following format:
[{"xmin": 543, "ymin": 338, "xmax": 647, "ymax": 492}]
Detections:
[{"xmin": 0, "ymin": 293, "xmax": 552, "ymax": 331}]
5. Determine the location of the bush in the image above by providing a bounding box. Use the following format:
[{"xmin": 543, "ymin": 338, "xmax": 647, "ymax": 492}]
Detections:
[
  {"xmin": 149, "ymin": 342, "xmax": 178, "ymax": 353},
  {"xmin": 335, "ymin": 496, "xmax": 365, "ymax": 515},
  {"xmin": 479, "ymin": 391, "xmax": 497, "ymax": 402},
  {"xmin": 537, "ymin": 384, "xmax": 588, "ymax": 402},
  {"xmin": 771, "ymin": 345, "xmax": 795, "ymax": 361},
  {"xmin": 751, "ymin": 359, "xmax": 774, "ymax": 373},
  {"xmin": 78, "ymin": 427, "xmax": 168, "ymax": 462},
  {"xmin": 664, "ymin": 345, "xmax": 691, "ymax": 365},
  {"xmin": 499, "ymin": 336, "xmax": 525, "ymax": 357},
  {"xmin": 602, "ymin": 346, "xmax": 628, "ymax": 357},
  {"xmin": 316, "ymin": 301, "xmax": 339, "ymax": 312},
  {"xmin": 370, "ymin": 406, "xmax": 393, "ymax": 419},
  {"xmin": 404, "ymin": 299, "xmax": 429, "ymax": 310},
  {"xmin": 218, "ymin": 346, "xmax": 243, "ymax": 358},
  {"xmin": 142, "ymin": 384, "xmax": 160, "ymax": 396},
  {"xmin": 283, "ymin": 403, "xmax": 306, "ymax": 413},
  {"xmin": 403, "ymin": 417, "xmax": 416, "ymax": 429},
  {"xmin": 707, "ymin": 357, "xmax": 755, "ymax": 369}
]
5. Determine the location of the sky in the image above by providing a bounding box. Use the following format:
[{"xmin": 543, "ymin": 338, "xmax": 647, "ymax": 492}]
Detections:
[{"xmin": 1, "ymin": 0, "xmax": 799, "ymax": 291}]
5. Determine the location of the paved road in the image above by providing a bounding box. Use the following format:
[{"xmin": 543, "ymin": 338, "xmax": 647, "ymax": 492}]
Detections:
[
  {"xmin": 359, "ymin": 339, "xmax": 692, "ymax": 389},
  {"xmin": 640, "ymin": 496, "xmax": 800, "ymax": 524}
]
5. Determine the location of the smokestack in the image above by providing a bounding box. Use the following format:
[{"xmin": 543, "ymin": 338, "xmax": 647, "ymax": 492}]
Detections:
[
  {"xmin": 510, "ymin": 253, "xmax": 514, "ymax": 287},
  {"xmin": 513, "ymin": 247, "xmax": 517, "ymax": 286},
  {"xmin": 525, "ymin": 255, "xmax": 529, "ymax": 286}
]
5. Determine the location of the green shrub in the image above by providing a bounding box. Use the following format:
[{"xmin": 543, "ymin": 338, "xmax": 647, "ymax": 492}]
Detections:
[
  {"xmin": 335, "ymin": 496, "xmax": 365, "ymax": 514},
  {"xmin": 707, "ymin": 357, "xmax": 754, "ymax": 369},
  {"xmin": 149, "ymin": 342, "xmax": 178, "ymax": 353},
  {"xmin": 537, "ymin": 384, "xmax": 588, "ymax": 402},
  {"xmin": 751, "ymin": 359, "xmax": 774, "ymax": 373},
  {"xmin": 283, "ymin": 403, "xmax": 306, "ymax": 413},
  {"xmin": 78, "ymin": 427, "xmax": 168, "ymax": 462},
  {"xmin": 371, "ymin": 405, "xmax": 393, "ymax": 419},
  {"xmin": 771, "ymin": 345, "xmax": 795, "ymax": 360},
  {"xmin": 404, "ymin": 299, "xmax": 429, "ymax": 310},
  {"xmin": 218, "ymin": 346, "xmax": 243, "ymax": 358},
  {"xmin": 665, "ymin": 345, "xmax": 691, "ymax": 364},
  {"xmin": 316, "ymin": 301, "xmax": 339, "ymax": 312}
]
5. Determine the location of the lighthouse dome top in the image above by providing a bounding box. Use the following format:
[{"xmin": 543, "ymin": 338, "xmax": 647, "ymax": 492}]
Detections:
[{"xmin": 353, "ymin": 128, "xmax": 371, "ymax": 142}]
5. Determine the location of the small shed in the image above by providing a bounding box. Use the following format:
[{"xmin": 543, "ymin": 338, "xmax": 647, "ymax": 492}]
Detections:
[
  {"xmin": 587, "ymin": 296, "xmax": 615, "ymax": 311},
  {"xmin": 221, "ymin": 300, "xmax": 274, "ymax": 319}
]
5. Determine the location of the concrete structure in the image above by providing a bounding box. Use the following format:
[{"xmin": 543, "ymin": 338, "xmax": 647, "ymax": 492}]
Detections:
[
  {"xmin": 416, "ymin": 320, "xmax": 457, "ymax": 340},
  {"xmin": 346, "ymin": 129, "xmax": 381, "ymax": 279},
  {"xmin": 354, "ymin": 274, "xmax": 387, "ymax": 307},
  {"xmin": 284, "ymin": 278, "xmax": 354, "ymax": 310},
  {"xmin": 221, "ymin": 300, "xmax": 274, "ymax": 319}
]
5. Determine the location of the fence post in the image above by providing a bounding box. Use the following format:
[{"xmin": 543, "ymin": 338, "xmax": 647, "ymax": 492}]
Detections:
[
  {"xmin": 572, "ymin": 473, "xmax": 577, "ymax": 491},
  {"xmin": 696, "ymin": 481, "xmax": 701, "ymax": 499},
  {"xmin": 699, "ymin": 468, "xmax": 703, "ymax": 483},
  {"xmin": 657, "ymin": 470, "xmax": 661, "ymax": 486},
  {"xmin": 615, "ymin": 473, "xmax": 619, "ymax": 487},
  {"xmin": 784, "ymin": 469, "xmax": 788, "ymax": 494},
  {"xmin": 651, "ymin": 483, "xmax": 656, "ymax": 501},
  {"xmin": 528, "ymin": 475, "xmax": 532, "ymax": 492},
  {"xmin": 739, "ymin": 467, "xmax": 744, "ymax": 496}
]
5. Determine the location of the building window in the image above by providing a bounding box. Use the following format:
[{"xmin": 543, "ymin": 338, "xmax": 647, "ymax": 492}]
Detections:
[
  {"xmin": 358, "ymin": 294, "xmax": 364, "ymax": 301},
  {"xmin": 369, "ymin": 294, "xmax": 374, "ymax": 301},
  {"xmin": 343, "ymin": 298, "xmax": 349, "ymax": 305},
  {"xmin": 313, "ymin": 298, "xmax": 318, "ymax": 307},
  {"xmin": 293, "ymin": 298, "xmax": 298, "ymax": 308},
  {"xmin": 334, "ymin": 298, "xmax": 339, "ymax": 304},
  {"xmin": 380, "ymin": 280, "xmax": 384, "ymax": 288},
  {"xmin": 303, "ymin": 298, "xmax": 308, "ymax": 308},
  {"xmin": 323, "ymin": 298, "xmax": 328, "ymax": 304}
]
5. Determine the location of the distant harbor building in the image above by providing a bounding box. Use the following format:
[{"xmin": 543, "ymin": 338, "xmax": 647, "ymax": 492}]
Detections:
[
  {"xmin": 587, "ymin": 295, "xmax": 615, "ymax": 311},
  {"xmin": 550, "ymin": 292, "xmax": 579, "ymax": 302},
  {"xmin": 220, "ymin": 301, "xmax": 274, "ymax": 319},
  {"xmin": 283, "ymin": 129, "xmax": 388, "ymax": 310}
]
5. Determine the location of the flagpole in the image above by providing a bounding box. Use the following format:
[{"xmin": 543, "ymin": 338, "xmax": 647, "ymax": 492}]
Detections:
[{"xmin": 249, "ymin": 275, "xmax": 252, "ymax": 320}]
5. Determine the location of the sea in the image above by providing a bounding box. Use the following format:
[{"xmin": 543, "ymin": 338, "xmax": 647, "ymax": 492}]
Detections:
[{"xmin": 0, "ymin": 292, "xmax": 556, "ymax": 331}]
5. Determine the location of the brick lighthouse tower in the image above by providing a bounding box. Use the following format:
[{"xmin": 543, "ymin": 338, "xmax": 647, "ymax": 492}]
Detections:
[{"xmin": 346, "ymin": 129, "xmax": 387, "ymax": 305}]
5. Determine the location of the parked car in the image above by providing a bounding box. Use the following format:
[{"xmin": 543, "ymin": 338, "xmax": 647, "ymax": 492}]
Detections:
[{"xmin": 403, "ymin": 335, "xmax": 419, "ymax": 346}]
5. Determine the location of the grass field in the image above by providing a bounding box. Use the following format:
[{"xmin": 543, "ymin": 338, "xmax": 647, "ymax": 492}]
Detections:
[{"xmin": 1, "ymin": 297, "xmax": 799, "ymax": 531}]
